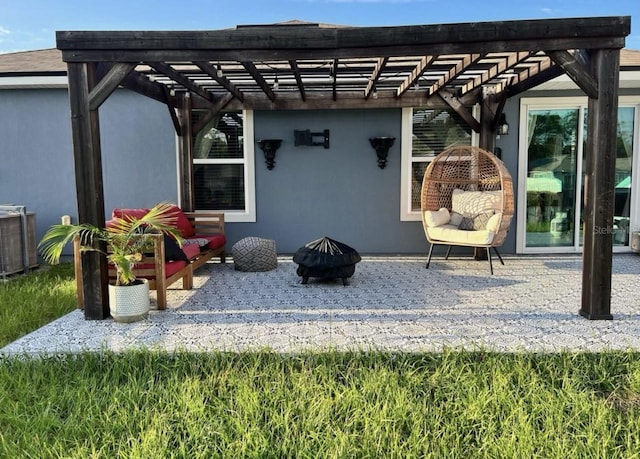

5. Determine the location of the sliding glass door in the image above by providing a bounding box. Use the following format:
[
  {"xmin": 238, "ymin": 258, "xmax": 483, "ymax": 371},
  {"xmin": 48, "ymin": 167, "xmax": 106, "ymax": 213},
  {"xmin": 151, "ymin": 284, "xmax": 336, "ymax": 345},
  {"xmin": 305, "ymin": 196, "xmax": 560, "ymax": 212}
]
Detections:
[
  {"xmin": 525, "ymin": 108, "xmax": 579, "ymax": 248},
  {"xmin": 520, "ymin": 99, "xmax": 636, "ymax": 253}
]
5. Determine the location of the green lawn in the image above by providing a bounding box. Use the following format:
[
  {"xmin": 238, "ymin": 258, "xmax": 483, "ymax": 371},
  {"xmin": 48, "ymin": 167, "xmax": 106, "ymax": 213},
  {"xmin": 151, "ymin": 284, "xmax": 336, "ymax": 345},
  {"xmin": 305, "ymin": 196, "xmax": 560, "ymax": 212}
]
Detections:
[
  {"xmin": 1, "ymin": 350, "xmax": 640, "ymax": 458},
  {"xmin": 0, "ymin": 263, "xmax": 76, "ymax": 348},
  {"xmin": 2, "ymin": 265, "xmax": 640, "ymax": 458}
]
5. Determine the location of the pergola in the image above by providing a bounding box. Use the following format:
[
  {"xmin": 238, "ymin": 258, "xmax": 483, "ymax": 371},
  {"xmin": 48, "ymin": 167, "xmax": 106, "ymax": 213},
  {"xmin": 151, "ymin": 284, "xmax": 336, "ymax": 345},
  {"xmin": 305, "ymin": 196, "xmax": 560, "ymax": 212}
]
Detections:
[{"xmin": 55, "ymin": 16, "xmax": 631, "ymax": 320}]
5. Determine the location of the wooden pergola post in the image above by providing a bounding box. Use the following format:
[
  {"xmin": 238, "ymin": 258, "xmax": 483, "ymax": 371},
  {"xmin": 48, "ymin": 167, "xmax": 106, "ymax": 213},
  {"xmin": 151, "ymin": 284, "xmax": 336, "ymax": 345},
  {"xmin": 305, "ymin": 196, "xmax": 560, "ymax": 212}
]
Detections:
[
  {"xmin": 580, "ymin": 49, "xmax": 621, "ymax": 320},
  {"xmin": 177, "ymin": 92, "xmax": 194, "ymax": 211},
  {"xmin": 478, "ymin": 88, "xmax": 498, "ymax": 154},
  {"xmin": 67, "ymin": 62, "xmax": 109, "ymax": 320},
  {"xmin": 474, "ymin": 88, "xmax": 502, "ymax": 260}
]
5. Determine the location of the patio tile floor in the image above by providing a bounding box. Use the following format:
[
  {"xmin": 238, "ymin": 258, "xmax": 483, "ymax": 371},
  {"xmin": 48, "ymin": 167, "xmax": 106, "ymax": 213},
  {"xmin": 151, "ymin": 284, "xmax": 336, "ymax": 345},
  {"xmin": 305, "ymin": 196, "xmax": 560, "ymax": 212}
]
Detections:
[{"xmin": 3, "ymin": 254, "xmax": 640, "ymax": 355}]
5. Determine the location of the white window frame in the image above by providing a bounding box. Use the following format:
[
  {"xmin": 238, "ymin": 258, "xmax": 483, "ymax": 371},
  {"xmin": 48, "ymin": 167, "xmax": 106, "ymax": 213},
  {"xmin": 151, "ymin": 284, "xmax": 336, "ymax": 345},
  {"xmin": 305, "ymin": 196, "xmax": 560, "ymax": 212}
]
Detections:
[
  {"xmin": 517, "ymin": 96, "xmax": 640, "ymax": 254},
  {"xmin": 400, "ymin": 106, "xmax": 479, "ymax": 221},
  {"xmin": 185, "ymin": 109, "xmax": 256, "ymax": 223}
]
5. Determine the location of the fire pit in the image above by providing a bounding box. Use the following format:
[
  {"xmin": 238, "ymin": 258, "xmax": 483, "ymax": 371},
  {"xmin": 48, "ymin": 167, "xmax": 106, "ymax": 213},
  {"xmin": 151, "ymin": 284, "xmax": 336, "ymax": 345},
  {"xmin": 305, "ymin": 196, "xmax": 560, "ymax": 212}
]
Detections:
[{"xmin": 293, "ymin": 237, "xmax": 361, "ymax": 285}]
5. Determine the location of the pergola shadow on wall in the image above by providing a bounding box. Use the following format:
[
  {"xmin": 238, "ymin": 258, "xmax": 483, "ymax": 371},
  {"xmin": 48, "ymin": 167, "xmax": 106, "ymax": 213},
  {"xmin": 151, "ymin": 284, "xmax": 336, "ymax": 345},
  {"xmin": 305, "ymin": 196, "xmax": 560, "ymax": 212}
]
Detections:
[{"xmin": 55, "ymin": 16, "xmax": 630, "ymax": 320}]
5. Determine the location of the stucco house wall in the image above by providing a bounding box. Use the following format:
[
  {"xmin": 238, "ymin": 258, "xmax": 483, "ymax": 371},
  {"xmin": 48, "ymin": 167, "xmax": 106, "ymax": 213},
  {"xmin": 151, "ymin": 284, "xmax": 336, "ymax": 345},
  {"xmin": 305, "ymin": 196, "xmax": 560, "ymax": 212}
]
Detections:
[
  {"xmin": 0, "ymin": 88, "xmax": 178, "ymax": 249},
  {"xmin": 4, "ymin": 75, "xmax": 640, "ymax": 257},
  {"xmin": 239, "ymin": 108, "xmax": 427, "ymax": 254},
  {"xmin": 0, "ymin": 88, "xmax": 75, "ymax": 243}
]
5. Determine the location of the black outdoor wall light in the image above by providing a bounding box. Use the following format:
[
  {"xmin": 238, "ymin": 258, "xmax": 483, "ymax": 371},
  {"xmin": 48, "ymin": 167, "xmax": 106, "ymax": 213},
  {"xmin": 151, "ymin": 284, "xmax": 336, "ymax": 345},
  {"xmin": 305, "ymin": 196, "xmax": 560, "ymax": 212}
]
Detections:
[
  {"xmin": 369, "ymin": 136, "xmax": 396, "ymax": 169},
  {"xmin": 256, "ymin": 139, "xmax": 283, "ymax": 170},
  {"xmin": 497, "ymin": 113, "xmax": 509, "ymax": 136}
]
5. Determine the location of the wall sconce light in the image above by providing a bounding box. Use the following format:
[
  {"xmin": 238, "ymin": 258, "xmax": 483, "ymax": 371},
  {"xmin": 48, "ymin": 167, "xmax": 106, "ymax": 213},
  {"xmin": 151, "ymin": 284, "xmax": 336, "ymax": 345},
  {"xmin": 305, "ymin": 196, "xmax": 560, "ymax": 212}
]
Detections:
[
  {"xmin": 497, "ymin": 113, "xmax": 509, "ymax": 136},
  {"xmin": 369, "ymin": 136, "xmax": 395, "ymax": 169},
  {"xmin": 256, "ymin": 139, "xmax": 283, "ymax": 170}
]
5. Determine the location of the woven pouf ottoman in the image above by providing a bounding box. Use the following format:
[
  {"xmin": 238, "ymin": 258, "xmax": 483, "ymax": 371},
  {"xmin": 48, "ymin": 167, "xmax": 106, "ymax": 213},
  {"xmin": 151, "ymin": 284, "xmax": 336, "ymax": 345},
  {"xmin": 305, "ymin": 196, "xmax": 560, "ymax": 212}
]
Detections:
[{"xmin": 232, "ymin": 237, "xmax": 278, "ymax": 272}]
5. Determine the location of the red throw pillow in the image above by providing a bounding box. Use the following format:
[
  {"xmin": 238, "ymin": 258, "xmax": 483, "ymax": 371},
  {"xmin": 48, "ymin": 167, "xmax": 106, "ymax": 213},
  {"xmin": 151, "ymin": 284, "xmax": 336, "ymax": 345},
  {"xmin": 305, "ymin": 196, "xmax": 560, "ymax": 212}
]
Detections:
[{"xmin": 164, "ymin": 204, "xmax": 195, "ymax": 238}]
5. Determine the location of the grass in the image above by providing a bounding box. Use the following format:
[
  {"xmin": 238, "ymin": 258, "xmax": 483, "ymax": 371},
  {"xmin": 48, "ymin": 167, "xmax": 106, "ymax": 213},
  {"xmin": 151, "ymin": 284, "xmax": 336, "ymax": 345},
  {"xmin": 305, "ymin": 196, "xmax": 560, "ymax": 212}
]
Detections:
[
  {"xmin": 1, "ymin": 350, "xmax": 640, "ymax": 458},
  {"xmin": 2, "ymin": 265, "xmax": 640, "ymax": 457},
  {"xmin": 0, "ymin": 263, "xmax": 76, "ymax": 348}
]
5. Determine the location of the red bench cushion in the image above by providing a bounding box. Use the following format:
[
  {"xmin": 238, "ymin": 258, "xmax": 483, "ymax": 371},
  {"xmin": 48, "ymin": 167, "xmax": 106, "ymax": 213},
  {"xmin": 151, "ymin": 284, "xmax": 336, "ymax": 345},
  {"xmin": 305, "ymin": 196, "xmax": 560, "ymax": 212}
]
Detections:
[
  {"xmin": 134, "ymin": 260, "xmax": 188, "ymax": 280},
  {"xmin": 109, "ymin": 259, "xmax": 188, "ymax": 280}
]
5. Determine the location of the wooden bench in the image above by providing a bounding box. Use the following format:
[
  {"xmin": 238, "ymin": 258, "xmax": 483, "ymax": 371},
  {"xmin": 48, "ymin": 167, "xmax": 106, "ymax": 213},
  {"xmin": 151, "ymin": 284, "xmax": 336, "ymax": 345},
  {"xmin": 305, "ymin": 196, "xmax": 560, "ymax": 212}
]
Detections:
[{"xmin": 74, "ymin": 211, "xmax": 226, "ymax": 310}]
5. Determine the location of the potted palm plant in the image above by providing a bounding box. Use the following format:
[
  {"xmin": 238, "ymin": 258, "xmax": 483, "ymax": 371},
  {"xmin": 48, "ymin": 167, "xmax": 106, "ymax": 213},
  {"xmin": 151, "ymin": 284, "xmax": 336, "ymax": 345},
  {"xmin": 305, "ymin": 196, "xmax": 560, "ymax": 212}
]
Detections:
[{"xmin": 39, "ymin": 202, "xmax": 183, "ymax": 322}]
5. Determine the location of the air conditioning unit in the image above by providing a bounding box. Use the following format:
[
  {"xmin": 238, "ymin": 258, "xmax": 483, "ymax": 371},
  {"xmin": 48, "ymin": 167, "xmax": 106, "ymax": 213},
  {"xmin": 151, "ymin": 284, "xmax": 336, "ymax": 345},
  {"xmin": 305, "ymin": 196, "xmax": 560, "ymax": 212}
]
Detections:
[
  {"xmin": 631, "ymin": 231, "xmax": 640, "ymax": 254},
  {"xmin": 0, "ymin": 205, "xmax": 38, "ymax": 279}
]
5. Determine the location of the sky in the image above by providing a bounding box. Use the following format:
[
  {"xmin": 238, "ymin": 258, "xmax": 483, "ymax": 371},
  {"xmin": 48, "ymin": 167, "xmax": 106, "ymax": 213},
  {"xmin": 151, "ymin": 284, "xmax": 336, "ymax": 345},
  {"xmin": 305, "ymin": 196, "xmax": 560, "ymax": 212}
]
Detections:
[{"xmin": 0, "ymin": 0, "xmax": 638, "ymax": 54}]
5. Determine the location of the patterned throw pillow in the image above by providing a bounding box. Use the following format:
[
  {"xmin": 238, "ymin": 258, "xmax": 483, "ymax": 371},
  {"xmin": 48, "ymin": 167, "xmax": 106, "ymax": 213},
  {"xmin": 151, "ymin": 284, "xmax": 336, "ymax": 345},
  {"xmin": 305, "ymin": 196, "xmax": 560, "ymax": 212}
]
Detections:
[
  {"xmin": 183, "ymin": 238, "xmax": 211, "ymax": 247},
  {"xmin": 459, "ymin": 216, "xmax": 475, "ymax": 230},
  {"xmin": 459, "ymin": 211, "xmax": 495, "ymax": 231},
  {"xmin": 472, "ymin": 210, "xmax": 496, "ymax": 230}
]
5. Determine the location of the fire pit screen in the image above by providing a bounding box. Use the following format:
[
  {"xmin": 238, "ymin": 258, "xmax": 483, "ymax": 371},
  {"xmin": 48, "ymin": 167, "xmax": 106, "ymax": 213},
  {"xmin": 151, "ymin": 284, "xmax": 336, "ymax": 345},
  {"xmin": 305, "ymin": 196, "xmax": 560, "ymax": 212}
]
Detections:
[{"xmin": 293, "ymin": 237, "xmax": 361, "ymax": 285}]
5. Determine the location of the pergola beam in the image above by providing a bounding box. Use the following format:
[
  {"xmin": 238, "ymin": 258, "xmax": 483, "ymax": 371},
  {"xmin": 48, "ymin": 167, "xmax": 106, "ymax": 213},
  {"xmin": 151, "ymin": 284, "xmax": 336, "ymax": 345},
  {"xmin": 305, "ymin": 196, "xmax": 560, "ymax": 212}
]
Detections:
[
  {"xmin": 504, "ymin": 65, "xmax": 565, "ymax": 98},
  {"xmin": 88, "ymin": 63, "xmax": 137, "ymax": 110},
  {"xmin": 195, "ymin": 61, "xmax": 245, "ymax": 102},
  {"xmin": 57, "ymin": 17, "xmax": 628, "ymax": 57},
  {"xmin": 148, "ymin": 61, "xmax": 214, "ymax": 104},
  {"xmin": 193, "ymin": 89, "xmax": 481, "ymax": 111},
  {"xmin": 437, "ymin": 92, "xmax": 481, "ymax": 133},
  {"xmin": 163, "ymin": 87, "xmax": 182, "ymax": 135},
  {"xmin": 288, "ymin": 59, "xmax": 306, "ymax": 101},
  {"xmin": 331, "ymin": 58, "xmax": 339, "ymax": 101},
  {"xmin": 547, "ymin": 50, "xmax": 598, "ymax": 98},
  {"xmin": 242, "ymin": 61, "xmax": 276, "ymax": 102},
  {"xmin": 119, "ymin": 70, "xmax": 168, "ymax": 104}
]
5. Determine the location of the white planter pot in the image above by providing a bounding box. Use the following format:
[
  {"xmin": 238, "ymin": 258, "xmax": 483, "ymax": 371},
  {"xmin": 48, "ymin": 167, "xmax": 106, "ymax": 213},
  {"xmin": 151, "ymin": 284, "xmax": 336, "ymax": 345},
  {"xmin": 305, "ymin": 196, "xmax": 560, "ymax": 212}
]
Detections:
[{"xmin": 108, "ymin": 279, "xmax": 150, "ymax": 323}]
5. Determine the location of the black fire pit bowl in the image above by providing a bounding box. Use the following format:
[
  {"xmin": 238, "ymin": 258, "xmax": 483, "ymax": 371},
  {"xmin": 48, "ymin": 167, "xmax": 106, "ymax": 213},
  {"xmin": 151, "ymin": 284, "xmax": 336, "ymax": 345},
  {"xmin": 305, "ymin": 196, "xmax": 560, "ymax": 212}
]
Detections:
[{"xmin": 293, "ymin": 237, "xmax": 361, "ymax": 285}]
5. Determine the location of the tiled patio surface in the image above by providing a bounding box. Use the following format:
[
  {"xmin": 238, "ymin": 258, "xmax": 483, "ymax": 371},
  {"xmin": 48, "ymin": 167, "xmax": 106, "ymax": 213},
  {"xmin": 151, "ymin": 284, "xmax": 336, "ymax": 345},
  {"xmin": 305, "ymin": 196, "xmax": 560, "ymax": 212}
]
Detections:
[{"xmin": 3, "ymin": 254, "xmax": 640, "ymax": 355}]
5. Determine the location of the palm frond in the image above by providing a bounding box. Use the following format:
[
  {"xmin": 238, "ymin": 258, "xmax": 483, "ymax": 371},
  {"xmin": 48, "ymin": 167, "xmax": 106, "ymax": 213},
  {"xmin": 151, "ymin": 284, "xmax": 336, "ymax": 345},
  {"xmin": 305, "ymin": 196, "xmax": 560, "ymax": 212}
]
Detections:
[
  {"xmin": 38, "ymin": 202, "xmax": 187, "ymax": 285},
  {"xmin": 38, "ymin": 224, "xmax": 105, "ymax": 264}
]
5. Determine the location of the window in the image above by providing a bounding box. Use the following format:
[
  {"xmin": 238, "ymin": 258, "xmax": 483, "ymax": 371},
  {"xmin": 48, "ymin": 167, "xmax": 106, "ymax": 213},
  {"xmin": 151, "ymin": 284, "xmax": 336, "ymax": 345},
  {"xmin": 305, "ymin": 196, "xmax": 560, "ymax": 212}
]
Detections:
[
  {"xmin": 192, "ymin": 110, "xmax": 255, "ymax": 222},
  {"xmin": 400, "ymin": 106, "xmax": 475, "ymax": 221}
]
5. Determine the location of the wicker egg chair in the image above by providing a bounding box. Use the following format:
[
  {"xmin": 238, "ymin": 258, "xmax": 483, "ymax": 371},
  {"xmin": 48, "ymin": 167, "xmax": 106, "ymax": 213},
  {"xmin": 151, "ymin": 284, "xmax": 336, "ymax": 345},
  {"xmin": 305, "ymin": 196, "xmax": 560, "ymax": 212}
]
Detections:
[{"xmin": 420, "ymin": 145, "xmax": 514, "ymax": 274}]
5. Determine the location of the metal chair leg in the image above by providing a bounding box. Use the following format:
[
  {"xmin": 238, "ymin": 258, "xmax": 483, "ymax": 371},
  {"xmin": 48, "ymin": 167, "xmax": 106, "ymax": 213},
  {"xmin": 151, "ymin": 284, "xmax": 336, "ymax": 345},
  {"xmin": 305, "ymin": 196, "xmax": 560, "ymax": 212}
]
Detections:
[
  {"xmin": 492, "ymin": 247, "xmax": 505, "ymax": 266},
  {"xmin": 444, "ymin": 245, "xmax": 453, "ymax": 260},
  {"xmin": 426, "ymin": 243, "xmax": 434, "ymax": 269},
  {"xmin": 487, "ymin": 247, "xmax": 494, "ymax": 275}
]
